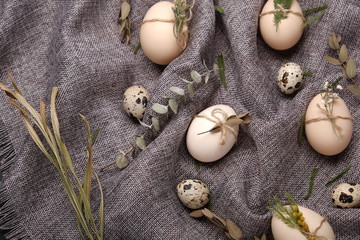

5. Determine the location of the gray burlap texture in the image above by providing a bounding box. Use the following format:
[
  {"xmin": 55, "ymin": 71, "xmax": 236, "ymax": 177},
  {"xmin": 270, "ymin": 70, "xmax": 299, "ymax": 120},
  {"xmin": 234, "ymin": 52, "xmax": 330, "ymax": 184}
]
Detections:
[{"xmin": 1, "ymin": 0, "xmax": 360, "ymax": 239}]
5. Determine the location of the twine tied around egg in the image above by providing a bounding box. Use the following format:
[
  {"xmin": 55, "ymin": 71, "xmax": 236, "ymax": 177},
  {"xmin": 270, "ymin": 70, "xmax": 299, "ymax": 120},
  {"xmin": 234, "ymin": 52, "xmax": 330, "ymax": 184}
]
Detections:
[
  {"xmin": 305, "ymin": 104, "xmax": 353, "ymax": 141},
  {"xmin": 299, "ymin": 218, "xmax": 329, "ymax": 240},
  {"xmin": 195, "ymin": 108, "xmax": 252, "ymax": 145},
  {"xmin": 140, "ymin": 0, "xmax": 195, "ymax": 50},
  {"xmin": 259, "ymin": 4, "xmax": 306, "ymax": 23}
]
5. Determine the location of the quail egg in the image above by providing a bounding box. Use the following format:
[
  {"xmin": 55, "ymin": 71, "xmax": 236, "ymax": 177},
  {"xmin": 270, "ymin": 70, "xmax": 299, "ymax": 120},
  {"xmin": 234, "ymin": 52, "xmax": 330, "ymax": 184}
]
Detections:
[
  {"xmin": 123, "ymin": 86, "xmax": 150, "ymax": 120},
  {"xmin": 277, "ymin": 62, "xmax": 304, "ymax": 94},
  {"xmin": 176, "ymin": 179, "xmax": 210, "ymax": 209},
  {"xmin": 332, "ymin": 183, "xmax": 360, "ymax": 208}
]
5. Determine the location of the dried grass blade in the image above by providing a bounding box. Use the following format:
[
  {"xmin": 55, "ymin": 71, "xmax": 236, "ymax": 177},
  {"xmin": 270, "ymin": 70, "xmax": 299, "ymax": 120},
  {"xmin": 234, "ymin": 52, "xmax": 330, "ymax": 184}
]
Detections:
[
  {"xmin": 93, "ymin": 170, "xmax": 104, "ymax": 239},
  {"xmin": 80, "ymin": 114, "xmax": 93, "ymax": 205},
  {"xmin": 7, "ymin": 72, "xmax": 22, "ymax": 95}
]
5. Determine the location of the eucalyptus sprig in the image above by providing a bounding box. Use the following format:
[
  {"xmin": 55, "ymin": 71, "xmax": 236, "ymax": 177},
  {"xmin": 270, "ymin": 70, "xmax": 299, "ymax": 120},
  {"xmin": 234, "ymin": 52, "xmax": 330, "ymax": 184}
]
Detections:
[
  {"xmin": 100, "ymin": 56, "xmax": 227, "ymax": 171},
  {"xmin": 118, "ymin": 0, "xmax": 131, "ymax": 44},
  {"xmin": 324, "ymin": 33, "xmax": 359, "ymax": 97},
  {"xmin": 189, "ymin": 208, "xmax": 243, "ymax": 240},
  {"xmin": 0, "ymin": 73, "xmax": 104, "ymax": 240}
]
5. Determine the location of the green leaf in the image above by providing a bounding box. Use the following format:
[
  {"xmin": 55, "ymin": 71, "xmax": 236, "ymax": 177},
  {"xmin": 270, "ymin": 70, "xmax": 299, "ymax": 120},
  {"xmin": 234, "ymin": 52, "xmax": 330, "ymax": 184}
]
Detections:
[
  {"xmin": 115, "ymin": 153, "xmax": 129, "ymax": 169},
  {"xmin": 339, "ymin": 44, "xmax": 348, "ymax": 63},
  {"xmin": 325, "ymin": 165, "xmax": 352, "ymax": 187},
  {"xmin": 297, "ymin": 113, "xmax": 306, "ymax": 145},
  {"xmin": 214, "ymin": 5, "xmax": 224, "ymax": 14},
  {"xmin": 190, "ymin": 70, "xmax": 202, "ymax": 84},
  {"xmin": 152, "ymin": 103, "xmax": 168, "ymax": 114},
  {"xmin": 302, "ymin": 3, "xmax": 328, "ymax": 17},
  {"xmin": 187, "ymin": 83, "xmax": 195, "ymax": 99},
  {"xmin": 346, "ymin": 57, "xmax": 357, "ymax": 79},
  {"xmin": 168, "ymin": 98, "xmax": 179, "ymax": 114},
  {"xmin": 120, "ymin": 1, "xmax": 131, "ymax": 21},
  {"xmin": 194, "ymin": 160, "xmax": 201, "ymax": 171},
  {"xmin": 180, "ymin": 77, "xmax": 192, "ymax": 84},
  {"xmin": 151, "ymin": 116, "xmax": 160, "ymax": 131},
  {"xmin": 217, "ymin": 55, "xmax": 227, "ymax": 88},
  {"xmin": 304, "ymin": 168, "xmax": 318, "ymax": 200},
  {"xmin": 347, "ymin": 85, "xmax": 360, "ymax": 97},
  {"xmin": 170, "ymin": 86, "xmax": 185, "ymax": 96},
  {"xmin": 323, "ymin": 56, "xmax": 342, "ymax": 65},
  {"xmin": 136, "ymin": 136, "xmax": 146, "ymax": 150},
  {"xmin": 134, "ymin": 42, "xmax": 141, "ymax": 54},
  {"xmin": 302, "ymin": 72, "xmax": 313, "ymax": 77},
  {"xmin": 302, "ymin": 10, "xmax": 325, "ymax": 28}
]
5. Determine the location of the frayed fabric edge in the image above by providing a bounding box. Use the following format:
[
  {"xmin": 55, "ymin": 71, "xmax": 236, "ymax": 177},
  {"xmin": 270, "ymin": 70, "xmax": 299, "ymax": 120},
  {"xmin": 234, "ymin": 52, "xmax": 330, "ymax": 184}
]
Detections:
[{"xmin": 0, "ymin": 122, "xmax": 30, "ymax": 240}]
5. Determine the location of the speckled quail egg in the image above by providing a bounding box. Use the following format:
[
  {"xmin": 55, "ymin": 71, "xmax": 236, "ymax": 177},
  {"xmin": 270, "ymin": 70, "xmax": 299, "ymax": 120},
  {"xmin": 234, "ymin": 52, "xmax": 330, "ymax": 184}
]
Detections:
[
  {"xmin": 176, "ymin": 179, "xmax": 210, "ymax": 209},
  {"xmin": 123, "ymin": 86, "xmax": 150, "ymax": 120},
  {"xmin": 277, "ymin": 63, "xmax": 304, "ymax": 94},
  {"xmin": 332, "ymin": 183, "xmax": 360, "ymax": 208}
]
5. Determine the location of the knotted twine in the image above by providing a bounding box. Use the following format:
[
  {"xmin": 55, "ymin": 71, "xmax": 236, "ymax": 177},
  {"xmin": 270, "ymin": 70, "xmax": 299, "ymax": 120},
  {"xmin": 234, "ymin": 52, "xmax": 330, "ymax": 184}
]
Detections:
[
  {"xmin": 300, "ymin": 218, "xmax": 329, "ymax": 240},
  {"xmin": 305, "ymin": 104, "xmax": 353, "ymax": 140},
  {"xmin": 140, "ymin": 0, "xmax": 195, "ymax": 50},
  {"xmin": 194, "ymin": 108, "xmax": 237, "ymax": 145},
  {"xmin": 259, "ymin": 4, "xmax": 306, "ymax": 23}
]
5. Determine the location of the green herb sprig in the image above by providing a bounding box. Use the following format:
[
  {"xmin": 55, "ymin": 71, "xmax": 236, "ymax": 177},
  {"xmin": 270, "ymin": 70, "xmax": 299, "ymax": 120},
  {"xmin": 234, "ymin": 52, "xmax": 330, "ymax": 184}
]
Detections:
[
  {"xmin": 304, "ymin": 168, "xmax": 318, "ymax": 200},
  {"xmin": 0, "ymin": 73, "xmax": 104, "ymax": 240},
  {"xmin": 324, "ymin": 33, "xmax": 359, "ymax": 97},
  {"xmin": 172, "ymin": 0, "xmax": 194, "ymax": 48},
  {"xmin": 325, "ymin": 164, "xmax": 352, "ymax": 187},
  {"xmin": 273, "ymin": 0, "xmax": 293, "ymax": 29}
]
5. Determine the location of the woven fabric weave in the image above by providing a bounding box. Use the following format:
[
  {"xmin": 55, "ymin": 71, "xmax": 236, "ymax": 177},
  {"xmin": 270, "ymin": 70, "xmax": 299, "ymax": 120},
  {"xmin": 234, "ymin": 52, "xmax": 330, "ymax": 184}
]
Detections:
[{"xmin": 1, "ymin": 0, "xmax": 360, "ymax": 239}]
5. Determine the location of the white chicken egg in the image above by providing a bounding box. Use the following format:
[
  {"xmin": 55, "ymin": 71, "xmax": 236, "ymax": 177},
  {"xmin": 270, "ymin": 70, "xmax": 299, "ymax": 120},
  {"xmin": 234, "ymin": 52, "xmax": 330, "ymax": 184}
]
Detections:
[
  {"xmin": 140, "ymin": 1, "xmax": 189, "ymax": 65},
  {"xmin": 186, "ymin": 104, "xmax": 239, "ymax": 163}
]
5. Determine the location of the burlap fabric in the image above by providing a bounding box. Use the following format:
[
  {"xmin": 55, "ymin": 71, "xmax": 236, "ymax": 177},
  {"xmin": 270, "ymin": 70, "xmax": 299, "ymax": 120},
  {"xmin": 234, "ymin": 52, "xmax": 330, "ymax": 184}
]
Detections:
[{"xmin": 1, "ymin": 0, "xmax": 360, "ymax": 239}]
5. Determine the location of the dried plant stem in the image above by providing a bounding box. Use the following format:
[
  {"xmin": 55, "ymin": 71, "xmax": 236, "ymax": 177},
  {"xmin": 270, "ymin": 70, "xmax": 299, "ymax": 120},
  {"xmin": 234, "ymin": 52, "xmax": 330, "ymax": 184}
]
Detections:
[
  {"xmin": 325, "ymin": 165, "xmax": 352, "ymax": 187},
  {"xmin": 0, "ymin": 74, "xmax": 104, "ymax": 240}
]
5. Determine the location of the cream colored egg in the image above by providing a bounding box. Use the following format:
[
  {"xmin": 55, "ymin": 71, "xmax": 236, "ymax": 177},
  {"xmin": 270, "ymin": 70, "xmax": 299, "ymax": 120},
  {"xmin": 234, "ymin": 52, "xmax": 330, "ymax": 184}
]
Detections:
[
  {"xmin": 186, "ymin": 105, "xmax": 239, "ymax": 162},
  {"xmin": 140, "ymin": 1, "xmax": 188, "ymax": 65},
  {"xmin": 259, "ymin": 0, "xmax": 304, "ymax": 50},
  {"xmin": 305, "ymin": 93, "xmax": 353, "ymax": 156},
  {"xmin": 272, "ymin": 206, "xmax": 335, "ymax": 240}
]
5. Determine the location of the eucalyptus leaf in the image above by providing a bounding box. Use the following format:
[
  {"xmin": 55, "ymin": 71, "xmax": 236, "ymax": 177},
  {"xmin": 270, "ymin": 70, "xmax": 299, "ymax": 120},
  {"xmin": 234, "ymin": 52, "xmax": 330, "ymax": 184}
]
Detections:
[
  {"xmin": 339, "ymin": 44, "xmax": 348, "ymax": 63},
  {"xmin": 136, "ymin": 136, "xmax": 146, "ymax": 150},
  {"xmin": 187, "ymin": 83, "xmax": 195, "ymax": 99},
  {"xmin": 120, "ymin": 20, "xmax": 126, "ymax": 32},
  {"xmin": 332, "ymin": 33, "xmax": 340, "ymax": 49},
  {"xmin": 341, "ymin": 66, "xmax": 349, "ymax": 79},
  {"xmin": 346, "ymin": 57, "xmax": 357, "ymax": 79},
  {"xmin": 328, "ymin": 36, "xmax": 336, "ymax": 50},
  {"xmin": 190, "ymin": 70, "xmax": 202, "ymax": 84},
  {"xmin": 152, "ymin": 103, "xmax": 168, "ymax": 114},
  {"xmin": 204, "ymin": 72, "xmax": 210, "ymax": 84},
  {"xmin": 323, "ymin": 56, "xmax": 341, "ymax": 65},
  {"xmin": 213, "ymin": 63, "xmax": 219, "ymax": 75},
  {"xmin": 115, "ymin": 153, "xmax": 129, "ymax": 169},
  {"xmin": 168, "ymin": 98, "xmax": 179, "ymax": 114},
  {"xmin": 347, "ymin": 85, "xmax": 360, "ymax": 97},
  {"xmin": 189, "ymin": 210, "xmax": 204, "ymax": 218},
  {"xmin": 121, "ymin": 1, "xmax": 131, "ymax": 21},
  {"xmin": 226, "ymin": 219, "xmax": 243, "ymax": 240},
  {"xmin": 170, "ymin": 86, "xmax": 185, "ymax": 96},
  {"xmin": 151, "ymin": 116, "xmax": 160, "ymax": 131}
]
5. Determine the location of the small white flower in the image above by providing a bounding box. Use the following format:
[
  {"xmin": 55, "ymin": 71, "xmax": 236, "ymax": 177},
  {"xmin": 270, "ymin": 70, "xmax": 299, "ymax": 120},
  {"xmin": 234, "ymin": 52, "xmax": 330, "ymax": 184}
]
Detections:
[
  {"xmin": 323, "ymin": 82, "xmax": 329, "ymax": 90},
  {"xmin": 336, "ymin": 85, "xmax": 343, "ymax": 90},
  {"xmin": 332, "ymin": 93, "xmax": 339, "ymax": 99}
]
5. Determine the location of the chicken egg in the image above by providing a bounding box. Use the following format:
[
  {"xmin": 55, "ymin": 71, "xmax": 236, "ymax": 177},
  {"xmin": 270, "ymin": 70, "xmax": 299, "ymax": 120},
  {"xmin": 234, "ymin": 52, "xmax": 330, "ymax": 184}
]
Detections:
[
  {"xmin": 305, "ymin": 93, "xmax": 353, "ymax": 156},
  {"xmin": 140, "ymin": 1, "xmax": 189, "ymax": 65},
  {"xmin": 186, "ymin": 104, "xmax": 239, "ymax": 163},
  {"xmin": 259, "ymin": 0, "xmax": 304, "ymax": 50},
  {"xmin": 272, "ymin": 205, "xmax": 335, "ymax": 240}
]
